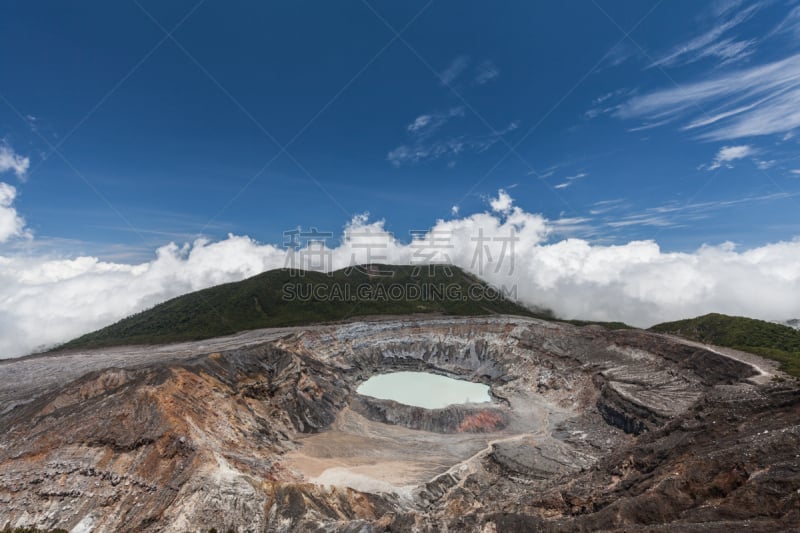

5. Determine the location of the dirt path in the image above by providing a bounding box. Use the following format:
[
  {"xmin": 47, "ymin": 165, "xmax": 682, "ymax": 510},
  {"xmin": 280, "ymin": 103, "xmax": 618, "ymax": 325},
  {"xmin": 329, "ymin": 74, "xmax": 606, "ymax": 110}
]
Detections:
[{"xmin": 660, "ymin": 333, "xmax": 781, "ymax": 385}]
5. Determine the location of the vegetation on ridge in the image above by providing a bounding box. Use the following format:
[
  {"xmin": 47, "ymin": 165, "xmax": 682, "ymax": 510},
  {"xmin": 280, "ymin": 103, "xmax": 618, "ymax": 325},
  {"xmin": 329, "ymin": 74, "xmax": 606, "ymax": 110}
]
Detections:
[
  {"xmin": 54, "ymin": 269, "xmax": 800, "ymax": 380},
  {"xmin": 650, "ymin": 312, "xmax": 800, "ymax": 377},
  {"xmin": 57, "ymin": 264, "xmax": 553, "ymax": 351}
]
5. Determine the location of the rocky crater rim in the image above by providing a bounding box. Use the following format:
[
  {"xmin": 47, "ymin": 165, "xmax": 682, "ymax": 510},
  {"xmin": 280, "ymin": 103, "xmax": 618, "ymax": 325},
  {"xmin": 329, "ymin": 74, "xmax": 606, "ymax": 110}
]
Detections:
[{"xmin": 0, "ymin": 315, "xmax": 785, "ymax": 532}]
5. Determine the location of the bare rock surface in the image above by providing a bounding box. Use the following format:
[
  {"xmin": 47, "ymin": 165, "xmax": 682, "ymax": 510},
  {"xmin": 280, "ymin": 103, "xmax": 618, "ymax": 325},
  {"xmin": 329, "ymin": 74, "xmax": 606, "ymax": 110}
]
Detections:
[{"xmin": 0, "ymin": 315, "xmax": 798, "ymax": 532}]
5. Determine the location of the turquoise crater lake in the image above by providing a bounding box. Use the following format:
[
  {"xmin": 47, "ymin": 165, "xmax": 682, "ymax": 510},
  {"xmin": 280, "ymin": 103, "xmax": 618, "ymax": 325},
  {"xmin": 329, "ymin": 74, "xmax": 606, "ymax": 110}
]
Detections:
[{"xmin": 356, "ymin": 371, "xmax": 492, "ymax": 409}]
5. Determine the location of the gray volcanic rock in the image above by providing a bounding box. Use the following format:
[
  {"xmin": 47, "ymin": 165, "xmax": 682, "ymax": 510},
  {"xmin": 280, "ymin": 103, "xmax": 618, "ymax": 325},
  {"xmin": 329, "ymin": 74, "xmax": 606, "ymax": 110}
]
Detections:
[
  {"xmin": 350, "ymin": 395, "xmax": 510, "ymax": 433},
  {"xmin": 0, "ymin": 315, "xmax": 797, "ymax": 532},
  {"xmin": 489, "ymin": 435, "xmax": 594, "ymax": 479}
]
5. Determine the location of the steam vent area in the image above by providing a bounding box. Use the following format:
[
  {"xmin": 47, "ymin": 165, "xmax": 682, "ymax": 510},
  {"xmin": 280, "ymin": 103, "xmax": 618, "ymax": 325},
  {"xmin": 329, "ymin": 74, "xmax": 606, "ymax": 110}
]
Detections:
[{"xmin": 1, "ymin": 315, "xmax": 798, "ymax": 532}]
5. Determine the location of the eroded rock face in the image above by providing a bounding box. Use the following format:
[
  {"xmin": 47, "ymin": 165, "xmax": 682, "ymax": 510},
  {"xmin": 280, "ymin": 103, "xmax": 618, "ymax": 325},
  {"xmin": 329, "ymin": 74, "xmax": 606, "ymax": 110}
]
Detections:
[
  {"xmin": 0, "ymin": 316, "xmax": 797, "ymax": 532},
  {"xmin": 349, "ymin": 395, "xmax": 509, "ymax": 433}
]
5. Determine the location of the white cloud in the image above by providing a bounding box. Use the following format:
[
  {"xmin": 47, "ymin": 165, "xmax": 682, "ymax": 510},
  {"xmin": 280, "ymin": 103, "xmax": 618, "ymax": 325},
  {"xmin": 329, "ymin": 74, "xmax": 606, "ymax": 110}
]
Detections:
[
  {"xmin": 554, "ymin": 182, "xmax": 571, "ymax": 189},
  {"xmin": 450, "ymin": 205, "xmax": 460, "ymax": 216},
  {"xmin": 618, "ymin": 53, "xmax": 800, "ymax": 141},
  {"xmin": 2, "ymin": 190, "xmax": 800, "ymax": 359},
  {"xmin": 0, "ymin": 182, "xmax": 27, "ymax": 243},
  {"xmin": 791, "ymin": 169, "xmax": 800, "ymax": 175},
  {"xmin": 440, "ymin": 55, "xmax": 470, "ymax": 86},
  {"xmin": 756, "ymin": 159, "xmax": 775, "ymax": 170},
  {"xmin": 489, "ymin": 189, "xmax": 513, "ymax": 213},
  {"xmin": 473, "ymin": 61, "xmax": 499, "ymax": 85},
  {"xmin": 0, "ymin": 142, "xmax": 30, "ymax": 180},
  {"xmin": 707, "ymin": 144, "xmax": 754, "ymax": 170}
]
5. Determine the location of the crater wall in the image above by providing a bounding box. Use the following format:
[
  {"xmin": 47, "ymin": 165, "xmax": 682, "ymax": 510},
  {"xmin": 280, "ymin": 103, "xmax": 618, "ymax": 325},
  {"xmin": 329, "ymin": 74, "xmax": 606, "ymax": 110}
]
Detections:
[{"xmin": 0, "ymin": 315, "xmax": 785, "ymax": 533}]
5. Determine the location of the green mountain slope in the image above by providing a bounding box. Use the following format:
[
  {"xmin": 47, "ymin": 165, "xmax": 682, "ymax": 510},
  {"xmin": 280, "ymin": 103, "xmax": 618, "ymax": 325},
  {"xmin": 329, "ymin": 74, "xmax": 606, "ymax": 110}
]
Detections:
[
  {"xmin": 58, "ymin": 264, "xmax": 551, "ymax": 350},
  {"xmin": 650, "ymin": 313, "xmax": 800, "ymax": 377}
]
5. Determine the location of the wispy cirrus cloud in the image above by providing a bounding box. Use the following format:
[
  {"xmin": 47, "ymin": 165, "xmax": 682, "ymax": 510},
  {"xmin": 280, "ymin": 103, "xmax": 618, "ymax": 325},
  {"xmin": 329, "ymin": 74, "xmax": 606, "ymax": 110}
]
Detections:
[
  {"xmin": 406, "ymin": 107, "xmax": 464, "ymax": 136},
  {"xmin": 606, "ymin": 214, "xmax": 676, "ymax": 228},
  {"xmin": 596, "ymin": 41, "xmax": 640, "ymax": 70},
  {"xmin": 617, "ymin": 53, "xmax": 800, "ymax": 141},
  {"xmin": 548, "ymin": 216, "xmax": 595, "ymax": 236},
  {"xmin": 388, "ymin": 108, "xmax": 518, "ymax": 167},
  {"xmin": 473, "ymin": 60, "xmax": 499, "ymax": 85},
  {"xmin": 589, "ymin": 198, "xmax": 626, "ymax": 216},
  {"xmin": 649, "ymin": 2, "xmax": 761, "ymax": 68},
  {"xmin": 584, "ymin": 88, "xmax": 634, "ymax": 120},
  {"xmin": 549, "ymin": 190, "xmax": 792, "ymax": 237},
  {"xmin": 605, "ymin": 191, "xmax": 794, "ymax": 232},
  {"xmin": 439, "ymin": 55, "xmax": 470, "ymax": 85},
  {"xmin": 769, "ymin": 4, "xmax": 800, "ymax": 39},
  {"xmin": 553, "ymin": 171, "xmax": 589, "ymax": 190},
  {"xmin": 565, "ymin": 172, "xmax": 589, "ymax": 181},
  {"xmin": 439, "ymin": 56, "xmax": 501, "ymax": 86},
  {"xmin": 592, "ymin": 191, "xmax": 795, "ymax": 234},
  {"xmin": 648, "ymin": 191, "xmax": 793, "ymax": 214},
  {"xmin": 388, "ymin": 121, "xmax": 518, "ymax": 167}
]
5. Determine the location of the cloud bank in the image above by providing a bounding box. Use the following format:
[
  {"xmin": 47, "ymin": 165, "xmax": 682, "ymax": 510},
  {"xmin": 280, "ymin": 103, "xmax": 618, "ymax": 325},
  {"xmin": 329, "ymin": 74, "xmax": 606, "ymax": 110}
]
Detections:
[{"xmin": 1, "ymin": 190, "xmax": 799, "ymax": 358}]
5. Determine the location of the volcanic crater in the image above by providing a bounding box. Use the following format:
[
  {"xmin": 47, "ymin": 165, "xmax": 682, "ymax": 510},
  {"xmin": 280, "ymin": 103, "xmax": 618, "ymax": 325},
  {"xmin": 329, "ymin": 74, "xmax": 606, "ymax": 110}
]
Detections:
[{"xmin": 1, "ymin": 315, "xmax": 798, "ymax": 532}]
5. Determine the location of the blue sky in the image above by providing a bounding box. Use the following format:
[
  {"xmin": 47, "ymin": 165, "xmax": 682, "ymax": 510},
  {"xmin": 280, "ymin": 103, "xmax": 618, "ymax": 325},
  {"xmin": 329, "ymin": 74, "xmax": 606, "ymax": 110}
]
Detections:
[
  {"xmin": 2, "ymin": 0, "xmax": 800, "ymax": 260},
  {"xmin": 4, "ymin": 1, "xmax": 800, "ymax": 357}
]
